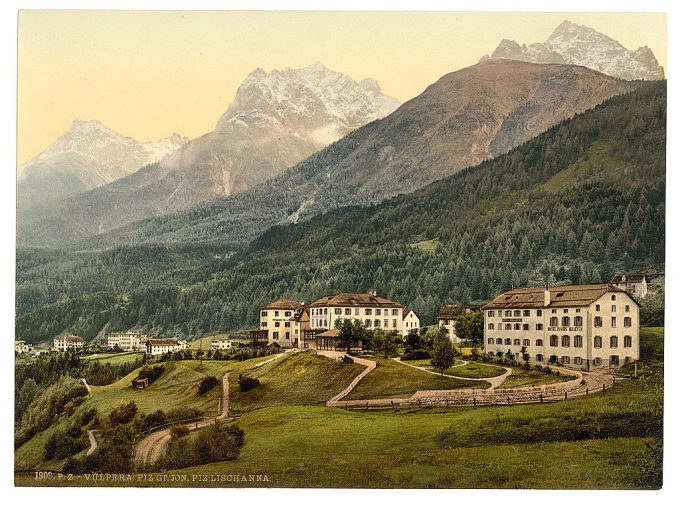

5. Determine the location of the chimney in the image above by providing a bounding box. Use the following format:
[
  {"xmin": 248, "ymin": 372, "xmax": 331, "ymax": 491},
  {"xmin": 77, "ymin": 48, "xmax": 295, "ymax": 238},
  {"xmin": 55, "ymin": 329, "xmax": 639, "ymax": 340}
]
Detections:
[
  {"xmin": 368, "ymin": 289, "xmax": 377, "ymax": 297},
  {"xmin": 544, "ymin": 289, "xmax": 551, "ymax": 307}
]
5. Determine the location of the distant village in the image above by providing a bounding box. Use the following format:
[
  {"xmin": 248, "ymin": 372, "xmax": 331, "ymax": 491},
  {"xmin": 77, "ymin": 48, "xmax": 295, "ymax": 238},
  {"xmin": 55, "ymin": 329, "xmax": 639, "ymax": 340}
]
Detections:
[{"xmin": 16, "ymin": 274, "xmax": 648, "ymax": 372}]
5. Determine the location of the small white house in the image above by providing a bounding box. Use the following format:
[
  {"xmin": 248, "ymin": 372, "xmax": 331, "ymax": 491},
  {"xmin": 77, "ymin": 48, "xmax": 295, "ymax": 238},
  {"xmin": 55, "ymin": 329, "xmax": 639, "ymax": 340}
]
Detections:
[
  {"xmin": 611, "ymin": 274, "xmax": 648, "ymax": 299},
  {"xmin": 211, "ymin": 338, "xmax": 232, "ymax": 351},
  {"xmin": 401, "ymin": 309, "xmax": 421, "ymax": 336},
  {"xmin": 145, "ymin": 338, "xmax": 188, "ymax": 355}
]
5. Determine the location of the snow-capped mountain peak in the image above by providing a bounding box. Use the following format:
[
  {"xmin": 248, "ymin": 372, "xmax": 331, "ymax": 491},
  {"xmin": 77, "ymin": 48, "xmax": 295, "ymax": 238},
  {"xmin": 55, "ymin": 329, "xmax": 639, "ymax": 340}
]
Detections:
[{"xmin": 482, "ymin": 20, "xmax": 664, "ymax": 81}]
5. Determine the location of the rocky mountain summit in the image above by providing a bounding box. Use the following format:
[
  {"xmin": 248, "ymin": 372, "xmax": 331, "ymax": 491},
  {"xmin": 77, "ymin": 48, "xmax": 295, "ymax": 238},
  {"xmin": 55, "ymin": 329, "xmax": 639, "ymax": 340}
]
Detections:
[{"xmin": 481, "ymin": 20, "xmax": 664, "ymax": 81}]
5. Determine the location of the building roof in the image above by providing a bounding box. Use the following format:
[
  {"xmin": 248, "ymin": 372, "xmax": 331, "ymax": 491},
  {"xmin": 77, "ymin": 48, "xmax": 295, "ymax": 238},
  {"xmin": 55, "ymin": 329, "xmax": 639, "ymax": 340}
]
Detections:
[
  {"xmin": 308, "ymin": 292, "xmax": 402, "ymax": 308},
  {"xmin": 316, "ymin": 328, "xmax": 340, "ymax": 338},
  {"xmin": 146, "ymin": 338, "xmax": 179, "ymax": 346},
  {"xmin": 60, "ymin": 335, "xmax": 83, "ymax": 343},
  {"xmin": 261, "ymin": 299, "xmax": 304, "ymax": 310},
  {"xmin": 483, "ymin": 284, "xmax": 634, "ymax": 310},
  {"xmin": 611, "ymin": 274, "xmax": 647, "ymax": 284},
  {"xmin": 437, "ymin": 304, "xmax": 481, "ymax": 320}
]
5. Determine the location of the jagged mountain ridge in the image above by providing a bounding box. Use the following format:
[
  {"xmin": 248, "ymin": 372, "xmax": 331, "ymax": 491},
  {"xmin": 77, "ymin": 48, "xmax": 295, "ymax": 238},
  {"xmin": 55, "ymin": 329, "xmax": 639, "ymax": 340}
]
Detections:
[
  {"xmin": 481, "ymin": 20, "xmax": 664, "ymax": 81},
  {"xmin": 63, "ymin": 59, "xmax": 643, "ymax": 251},
  {"xmin": 17, "ymin": 120, "xmax": 188, "ymax": 211},
  {"xmin": 17, "ymin": 63, "xmax": 399, "ymax": 245}
]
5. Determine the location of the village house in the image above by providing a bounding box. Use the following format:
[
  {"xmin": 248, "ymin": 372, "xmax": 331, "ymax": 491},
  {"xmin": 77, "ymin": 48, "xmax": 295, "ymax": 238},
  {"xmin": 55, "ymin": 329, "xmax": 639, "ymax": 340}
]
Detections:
[
  {"xmin": 437, "ymin": 304, "xmax": 482, "ymax": 343},
  {"xmin": 53, "ymin": 335, "xmax": 84, "ymax": 352},
  {"xmin": 107, "ymin": 331, "xmax": 148, "ymax": 351},
  {"xmin": 253, "ymin": 299, "xmax": 310, "ymax": 348},
  {"xmin": 611, "ymin": 274, "xmax": 648, "ymax": 299},
  {"xmin": 483, "ymin": 284, "xmax": 639, "ymax": 371},
  {"xmin": 211, "ymin": 338, "xmax": 233, "ymax": 351},
  {"xmin": 145, "ymin": 338, "xmax": 188, "ymax": 356},
  {"xmin": 14, "ymin": 340, "xmax": 33, "ymax": 354},
  {"xmin": 402, "ymin": 308, "xmax": 421, "ymax": 336}
]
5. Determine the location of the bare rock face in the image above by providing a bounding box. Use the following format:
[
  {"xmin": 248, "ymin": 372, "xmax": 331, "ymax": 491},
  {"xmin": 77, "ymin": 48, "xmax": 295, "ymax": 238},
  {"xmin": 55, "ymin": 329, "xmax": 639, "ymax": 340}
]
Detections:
[{"xmin": 483, "ymin": 20, "xmax": 664, "ymax": 81}]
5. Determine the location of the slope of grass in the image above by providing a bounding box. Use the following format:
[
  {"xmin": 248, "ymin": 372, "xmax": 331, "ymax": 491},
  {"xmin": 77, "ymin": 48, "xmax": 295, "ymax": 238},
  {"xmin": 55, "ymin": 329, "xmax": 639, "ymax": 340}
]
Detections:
[
  {"xmin": 346, "ymin": 359, "xmax": 488, "ymax": 400},
  {"xmin": 500, "ymin": 366, "xmax": 576, "ymax": 389},
  {"xmin": 229, "ymin": 352, "xmax": 365, "ymax": 413},
  {"xmin": 82, "ymin": 352, "xmax": 145, "ymax": 366},
  {"xmin": 443, "ymin": 362, "xmax": 506, "ymax": 378}
]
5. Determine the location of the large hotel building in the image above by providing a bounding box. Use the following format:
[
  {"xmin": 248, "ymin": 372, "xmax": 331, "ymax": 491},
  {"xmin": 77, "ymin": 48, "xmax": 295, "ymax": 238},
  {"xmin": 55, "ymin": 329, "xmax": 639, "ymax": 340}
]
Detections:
[{"xmin": 483, "ymin": 284, "xmax": 639, "ymax": 370}]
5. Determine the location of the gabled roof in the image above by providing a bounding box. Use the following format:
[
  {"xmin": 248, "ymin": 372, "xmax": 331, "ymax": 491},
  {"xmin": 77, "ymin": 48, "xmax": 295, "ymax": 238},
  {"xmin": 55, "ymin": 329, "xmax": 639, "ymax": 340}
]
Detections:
[
  {"xmin": 611, "ymin": 274, "xmax": 647, "ymax": 284},
  {"xmin": 308, "ymin": 292, "xmax": 402, "ymax": 308},
  {"xmin": 317, "ymin": 328, "xmax": 340, "ymax": 338},
  {"xmin": 483, "ymin": 284, "xmax": 634, "ymax": 310},
  {"xmin": 437, "ymin": 304, "xmax": 481, "ymax": 320},
  {"xmin": 261, "ymin": 299, "xmax": 304, "ymax": 310},
  {"xmin": 146, "ymin": 338, "xmax": 179, "ymax": 346}
]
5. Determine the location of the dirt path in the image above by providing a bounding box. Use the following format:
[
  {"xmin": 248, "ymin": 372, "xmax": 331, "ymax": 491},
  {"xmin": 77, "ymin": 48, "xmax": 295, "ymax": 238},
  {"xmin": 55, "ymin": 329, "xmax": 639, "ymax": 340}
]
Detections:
[
  {"xmin": 133, "ymin": 350, "xmax": 296, "ymax": 468},
  {"xmin": 86, "ymin": 430, "xmax": 98, "ymax": 456},
  {"xmin": 325, "ymin": 353, "xmax": 377, "ymax": 405},
  {"xmin": 80, "ymin": 378, "xmax": 91, "ymax": 393},
  {"xmin": 393, "ymin": 357, "xmax": 512, "ymax": 389}
]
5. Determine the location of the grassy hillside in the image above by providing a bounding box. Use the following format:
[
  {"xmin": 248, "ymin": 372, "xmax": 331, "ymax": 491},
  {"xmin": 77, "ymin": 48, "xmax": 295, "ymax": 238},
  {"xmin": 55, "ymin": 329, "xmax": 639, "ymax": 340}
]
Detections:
[
  {"xmin": 229, "ymin": 352, "xmax": 365, "ymax": 413},
  {"xmin": 15, "ymin": 82, "xmax": 665, "ymax": 342},
  {"xmin": 82, "ymin": 352, "xmax": 145, "ymax": 366},
  {"xmin": 345, "ymin": 359, "xmax": 488, "ymax": 400}
]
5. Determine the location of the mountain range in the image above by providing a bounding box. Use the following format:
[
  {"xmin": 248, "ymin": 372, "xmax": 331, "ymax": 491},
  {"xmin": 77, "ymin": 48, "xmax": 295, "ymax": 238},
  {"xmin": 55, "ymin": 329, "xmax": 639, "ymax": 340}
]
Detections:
[
  {"xmin": 17, "ymin": 121, "xmax": 187, "ymax": 212},
  {"xmin": 64, "ymin": 59, "xmax": 641, "ymax": 251},
  {"xmin": 17, "ymin": 63, "xmax": 399, "ymax": 246},
  {"xmin": 480, "ymin": 20, "xmax": 665, "ymax": 81}
]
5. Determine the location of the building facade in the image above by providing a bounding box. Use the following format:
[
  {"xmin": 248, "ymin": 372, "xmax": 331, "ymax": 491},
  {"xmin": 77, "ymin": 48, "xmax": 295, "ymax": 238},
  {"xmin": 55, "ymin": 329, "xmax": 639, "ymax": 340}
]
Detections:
[
  {"xmin": 53, "ymin": 335, "xmax": 84, "ymax": 352},
  {"xmin": 107, "ymin": 331, "xmax": 148, "ymax": 351},
  {"xmin": 437, "ymin": 305, "xmax": 481, "ymax": 343},
  {"xmin": 211, "ymin": 338, "xmax": 233, "ymax": 351},
  {"xmin": 145, "ymin": 338, "xmax": 188, "ymax": 355},
  {"xmin": 15, "ymin": 340, "xmax": 33, "ymax": 354},
  {"xmin": 611, "ymin": 274, "xmax": 648, "ymax": 299},
  {"xmin": 258, "ymin": 299, "xmax": 310, "ymax": 348},
  {"xmin": 402, "ymin": 308, "xmax": 421, "ymax": 336},
  {"xmin": 483, "ymin": 284, "xmax": 639, "ymax": 370},
  {"xmin": 308, "ymin": 291, "xmax": 408, "ymax": 335}
]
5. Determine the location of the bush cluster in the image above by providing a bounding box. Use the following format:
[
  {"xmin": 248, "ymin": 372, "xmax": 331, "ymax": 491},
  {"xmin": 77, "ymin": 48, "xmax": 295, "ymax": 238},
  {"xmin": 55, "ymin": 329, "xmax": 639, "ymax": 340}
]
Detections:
[
  {"xmin": 238, "ymin": 374, "xmax": 260, "ymax": 392},
  {"xmin": 44, "ymin": 425, "xmax": 88, "ymax": 460},
  {"xmin": 109, "ymin": 401, "xmax": 138, "ymax": 427},
  {"xmin": 198, "ymin": 376, "xmax": 220, "ymax": 395},
  {"xmin": 156, "ymin": 423, "xmax": 245, "ymax": 470}
]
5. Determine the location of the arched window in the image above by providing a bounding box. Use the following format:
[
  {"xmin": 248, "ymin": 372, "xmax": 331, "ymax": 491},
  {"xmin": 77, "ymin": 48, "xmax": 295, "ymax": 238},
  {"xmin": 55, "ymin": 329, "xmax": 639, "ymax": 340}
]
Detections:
[
  {"xmin": 513, "ymin": 338, "xmax": 520, "ymax": 346},
  {"xmin": 594, "ymin": 336, "xmax": 602, "ymax": 348},
  {"xmin": 523, "ymin": 339, "xmax": 530, "ymax": 346},
  {"xmin": 488, "ymin": 338, "xmax": 494, "ymax": 344},
  {"xmin": 574, "ymin": 316, "xmax": 583, "ymax": 326},
  {"xmin": 514, "ymin": 323, "xmax": 521, "ymax": 330},
  {"xmin": 624, "ymin": 317, "xmax": 632, "ymax": 327},
  {"xmin": 624, "ymin": 335, "xmax": 632, "ymax": 348},
  {"xmin": 496, "ymin": 338, "xmax": 503, "ymax": 345},
  {"xmin": 594, "ymin": 316, "xmax": 602, "ymax": 327},
  {"xmin": 610, "ymin": 336, "xmax": 618, "ymax": 348},
  {"xmin": 574, "ymin": 335, "xmax": 583, "ymax": 348},
  {"xmin": 562, "ymin": 316, "xmax": 570, "ymax": 327},
  {"xmin": 504, "ymin": 338, "xmax": 511, "ymax": 345},
  {"xmin": 522, "ymin": 323, "xmax": 529, "ymax": 331},
  {"xmin": 523, "ymin": 310, "xmax": 530, "ymax": 316},
  {"xmin": 611, "ymin": 295, "xmax": 616, "ymax": 301},
  {"xmin": 505, "ymin": 310, "xmax": 512, "ymax": 317},
  {"xmin": 561, "ymin": 335, "xmax": 570, "ymax": 347},
  {"xmin": 550, "ymin": 335, "xmax": 558, "ymax": 346},
  {"xmin": 514, "ymin": 310, "xmax": 521, "ymax": 317},
  {"xmin": 550, "ymin": 316, "xmax": 558, "ymax": 326},
  {"xmin": 536, "ymin": 354, "xmax": 543, "ymax": 362},
  {"xmin": 505, "ymin": 323, "xmax": 511, "ymax": 330},
  {"xmin": 536, "ymin": 339, "xmax": 543, "ymax": 346},
  {"xmin": 488, "ymin": 323, "xmax": 495, "ymax": 330}
]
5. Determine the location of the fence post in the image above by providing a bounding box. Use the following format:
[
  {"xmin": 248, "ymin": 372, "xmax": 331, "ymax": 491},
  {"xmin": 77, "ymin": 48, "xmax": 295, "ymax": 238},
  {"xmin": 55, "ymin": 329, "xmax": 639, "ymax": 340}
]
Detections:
[
  {"xmin": 507, "ymin": 396, "xmax": 510, "ymax": 405},
  {"xmin": 602, "ymin": 383, "xmax": 605, "ymax": 393},
  {"xmin": 540, "ymin": 394, "xmax": 543, "ymax": 403},
  {"xmin": 473, "ymin": 397, "xmax": 476, "ymax": 407},
  {"xmin": 586, "ymin": 388, "xmax": 589, "ymax": 396}
]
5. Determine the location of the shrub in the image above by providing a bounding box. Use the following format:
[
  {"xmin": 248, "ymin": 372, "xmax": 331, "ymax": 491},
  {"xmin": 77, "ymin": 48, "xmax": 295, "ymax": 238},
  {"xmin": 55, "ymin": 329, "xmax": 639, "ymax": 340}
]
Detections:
[
  {"xmin": 401, "ymin": 349, "xmax": 431, "ymax": 361},
  {"xmin": 63, "ymin": 396, "xmax": 86, "ymax": 416},
  {"xmin": 198, "ymin": 376, "xmax": 220, "ymax": 395},
  {"xmin": 141, "ymin": 410, "xmax": 168, "ymax": 432},
  {"xmin": 44, "ymin": 425, "xmax": 88, "ymax": 460},
  {"xmin": 109, "ymin": 401, "xmax": 138, "ymax": 427},
  {"xmin": 341, "ymin": 355, "xmax": 354, "ymax": 365},
  {"xmin": 170, "ymin": 425, "xmax": 190, "ymax": 439},
  {"xmin": 158, "ymin": 423, "xmax": 245, "ymax": 470},
  {"xmin": 238, "ymin": 374, "xmax": 260, "ymax": 392},
  {"xmin": 137, "ymin": 365, "xmax": 165, "ymax": 384},
  {"xmin": 543, "ymin": 366, "xmax": 553, "ymax": 374},
  {"xmin": 78, "ymin": 408, "xmax": 97, "ymax": 427},
  {"xmin": 167, "ymin": 407, "xmax": 202, "ymax": 422}
]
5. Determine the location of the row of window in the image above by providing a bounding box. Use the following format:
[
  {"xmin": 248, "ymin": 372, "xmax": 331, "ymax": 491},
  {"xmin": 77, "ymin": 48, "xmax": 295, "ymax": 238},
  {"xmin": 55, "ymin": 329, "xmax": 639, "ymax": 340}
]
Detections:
[
  {"xmin": 487, "ymin": 335, "xmax": 633, "ymax": 348},
  {"xmin": 261, "ymin": 310, "xmax": 293, "ymax": 318},
  {"xmin": 271, "ymin": 331, "xmax": 291, "ymax": 340},
  {"xmin": 487, "ymin": 303, "xmax": 631, "ymax": 319},
  {"xmin": 488, "ymin": 316, "xmax": 632, "ymax": 330},
  {"xmin": 261, "ymin": 321, "xmax": 293, "ymax": 328},
  {"xmin": 308, "ymin": 307, "xmax": 400, "ymax": 317}
]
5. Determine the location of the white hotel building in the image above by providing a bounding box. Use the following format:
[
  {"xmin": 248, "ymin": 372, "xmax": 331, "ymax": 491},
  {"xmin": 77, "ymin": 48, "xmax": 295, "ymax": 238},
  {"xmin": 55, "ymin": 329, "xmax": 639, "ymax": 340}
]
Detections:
[{"xmin": 483, "ymin": 284, "xmax": 639, "ymax": 371}]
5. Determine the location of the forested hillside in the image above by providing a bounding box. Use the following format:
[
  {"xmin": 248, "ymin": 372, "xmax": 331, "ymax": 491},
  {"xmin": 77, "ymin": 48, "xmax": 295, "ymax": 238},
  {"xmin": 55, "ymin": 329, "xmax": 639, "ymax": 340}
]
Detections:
[{"xmin": 16, "ymin": 82, "xmax": 665, "ymax": 343}]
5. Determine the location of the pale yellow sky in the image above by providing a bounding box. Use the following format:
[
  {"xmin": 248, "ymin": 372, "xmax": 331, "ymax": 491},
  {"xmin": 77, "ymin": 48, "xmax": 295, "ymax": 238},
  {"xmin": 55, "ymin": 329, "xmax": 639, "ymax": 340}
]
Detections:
[{"xmin": 17, "ymin": 10, "xmax": 667, "ymax": 165}]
